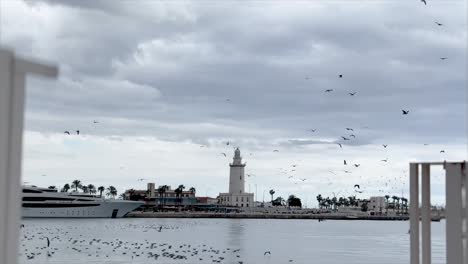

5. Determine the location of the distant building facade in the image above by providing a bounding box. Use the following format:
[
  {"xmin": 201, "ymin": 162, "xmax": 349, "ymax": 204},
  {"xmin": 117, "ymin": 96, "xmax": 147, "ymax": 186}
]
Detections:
[
  {"xmin": 369, "ymin": 196, "xmax": 386, "ymax": 213},
  {"xmin": 218, "ymin": 148, "xmax": 254, "ymax": 207},
  {"xmin": 124, "ymin": 183, "xmax": 197, "ymax": 207}
]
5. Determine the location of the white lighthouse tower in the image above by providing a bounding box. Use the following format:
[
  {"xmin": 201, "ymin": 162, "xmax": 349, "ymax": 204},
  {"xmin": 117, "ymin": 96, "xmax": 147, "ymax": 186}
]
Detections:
[
  {"xmin": 218, "ymin": 148, "xmax": 254, "ymax": 207},
  {"xmin": 229, "ymin": 148, "xmax": 245, "ymax": 194}
]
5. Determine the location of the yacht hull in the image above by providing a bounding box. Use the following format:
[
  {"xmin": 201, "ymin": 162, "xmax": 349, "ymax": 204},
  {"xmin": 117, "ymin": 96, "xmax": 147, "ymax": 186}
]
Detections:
[{"xmin": 22, "ymin": 200, "xmax": 143, "ymax": 218}]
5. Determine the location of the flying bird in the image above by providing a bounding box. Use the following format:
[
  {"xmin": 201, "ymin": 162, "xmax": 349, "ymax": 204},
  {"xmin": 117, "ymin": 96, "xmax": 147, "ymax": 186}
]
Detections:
[
  {"xmin": 273, "ymin": 150, "xmax": 279, "ymax": 152},
  {"xmin": 341, "ymin": 136, "xmax": 350, "ymax": 140},
  {"xmin": 440, "ymin": 150, "xmax": 445, "ymax": 153},
  {"xmin": 435, "ymin": 22, "xmax": 443, "ymax": 26},
  {"xmin": 348, "ymin": 92, "xmax": 357, "ymax": 96},
  {"xmin": 440, "ymin": 57, "xmax": 448, "ymax": 60},
  {"xmin": 93, "ymin": 120, "xmax": 99, "ymax": 124},
  {"xmin": 339, "ymin": 74, "xmax": 343, "ymax": 78},
  {"xmin": 421, "ymin": 0, "xmax": 426, "ymax": 5},
  {"xmin": 337, "ymin": 143, "xmax": 342, "ymax": 148},
  {"xmin": 137, "ymin": 178, "xmax": 146, "ymax": 181},
  {"xmin": 381, "ymin": 159, "xmax": 388, "ymax": 162},
  {"xmin": 325, "ymin": 89, "xmax": 334, "ymax": 92},
  {"xmin": 355, "ymin": 190, "xmax": 363, "ymax": 193},
  {"xmin": 264, "ymin": 251, "xmax": 271, "ymax": 256},
  {"xmin": 349, "ymin": 134, "xmax": 356, "ymax": 138},
  {"xmin": 221, "ymin": 153, "xmax": 227, "ymax": 157},
  {"xmin": 226, "ymin": 141, "xmax": 230, "ymax": 146},
  {"xmin": 402, "ymin": 110, "xmax": 409, "ymax": 115},
  {"xmin": 344, "ymin": 160, "xmax": 347, "ymax": 165},
  {"xmin": 64, "ymin": 131, "xmax": 70, "ymax": 135},
  {"xmin": 344, "ymin": 170, "xmax": 352, "ymax": 174},
  {"xmin": 354, "ymin": 184, "xmax": 360, "ymax": 189},
  {"xmin": 300, "ymin": 178, "xmax": 307, "ymax": 182},
  {"xmin": 309, "ymin": 129, "xmax": 316, "ymax": 132},
  {"xmin": 354, "ymin": 164, "xmax": 360, "ymax": 167},
  {"xmin": 383, "ymin": 144, "xmax": 388, "ymax": 148},
  {"xmin": 345, "ymin": 128, "xmax": 354, "ymax": 131}
]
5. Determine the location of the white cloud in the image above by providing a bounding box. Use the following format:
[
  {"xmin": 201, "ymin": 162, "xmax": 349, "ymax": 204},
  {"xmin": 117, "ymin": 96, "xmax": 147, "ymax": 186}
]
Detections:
[{"xmin": 2, "ymin": 0, "xmax": 465, "ymax": 207}]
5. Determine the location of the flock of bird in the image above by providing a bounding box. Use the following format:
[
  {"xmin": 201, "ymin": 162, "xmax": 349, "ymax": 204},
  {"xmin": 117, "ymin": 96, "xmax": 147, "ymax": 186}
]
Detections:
[
  {"xmin": 19, "ymin": 222, "xmax": 295, "ymax": 263},
  {"xmin": 213, "ymin": 0, "xmax": 450, "ymax": 204}
]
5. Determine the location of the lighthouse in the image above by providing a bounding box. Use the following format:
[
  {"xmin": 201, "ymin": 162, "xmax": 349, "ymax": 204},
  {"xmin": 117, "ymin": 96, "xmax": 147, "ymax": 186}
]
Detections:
[
  {"xmin": 229, "ymin": 148, "xmax": 246, "ymax": 194},
  {"xmin": 218, "ymin": 148, "xmax": 254, "ymax": 207}
]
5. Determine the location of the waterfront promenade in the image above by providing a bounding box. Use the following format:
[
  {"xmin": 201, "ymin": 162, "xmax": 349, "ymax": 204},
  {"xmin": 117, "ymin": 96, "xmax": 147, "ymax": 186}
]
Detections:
[{"xmin": 127, "ymin": 211, "xmax": 418, "ymax": 221}]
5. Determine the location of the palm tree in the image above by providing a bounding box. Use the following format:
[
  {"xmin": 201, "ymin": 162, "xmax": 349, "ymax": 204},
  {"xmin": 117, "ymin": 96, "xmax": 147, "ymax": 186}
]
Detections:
[
  {"xmin": 325, "ymin": 197, "xmax": 332, "ymax": 209},
  {"xmin": 316, "ymin": 194, "xmax": 323, "ymax": 209},
  {"xmin": 71, "ymin": 180, "xmax": 81, "ymax": 192},
  {"xmin": 401, "ymin": 198, "xmax": 408, "ymax": 214},
  {"xmin": 391, "ymin": 196, "xmax": 398, "ymax": 213},
  {"xmin": 189, "ymin": 187, "xmax": 196, "ymax": 194},
  {"xmin": 157, "ymin": 186, "xmax": 165, "ymax": 207},
  {"xmin": 48, "ymin": 186, "xmax": 56, "ymax": 190},
  {"xmin": 106, "ymin": 186, "xmax": 117, "ymax": 198},
  {"xmin": 331, "ymin": 197, "xmax": 338, "ymax": 211},
  {"xmin": 87, "ymin": 184, "xmax": 96, "ymax": 194},
  {"xmin": 269, "ymin": 189, "xmax": 275, "ymax": 202},
  {"xmin": 396, "ymin": 197, "xmax": 401, "ymax": 214},
  {"xmin": 97, "ymin": 186, "xmax": 105, "ymax": 197},
  {"xmin": 384, "ymin": 195, "xmax": 390, "ymax": 213},
  {"xmin": 348, "ymin": 196, "xmax": 356, "ymax": 207},
  {"xmin": 61, "ymin": 183, "xmax": 71, "ymax": 193},
  {"xmin": 175, "ymin": 187, "xmax": 182, "ymax": 206},
  {"xmin": 162, "ymin": 185, "xmax": 170, "ymax": 207},
  {"xmin": 176, "ymin": 185, "xmax": 185, "ymax": 206}
]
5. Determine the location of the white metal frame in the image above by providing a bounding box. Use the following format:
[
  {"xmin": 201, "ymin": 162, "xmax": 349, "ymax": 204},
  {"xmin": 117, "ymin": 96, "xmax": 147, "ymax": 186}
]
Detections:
[
  {"xmin": 0, "ymin": 48, "xmax": 57, "ymax": 264},
  {"xmin": 410, "ymin": 161, "xmax": 467, "ymax": 264}
]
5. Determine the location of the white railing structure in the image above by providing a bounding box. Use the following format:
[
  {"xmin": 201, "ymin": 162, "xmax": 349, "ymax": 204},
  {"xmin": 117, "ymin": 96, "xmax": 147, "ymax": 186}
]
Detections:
[
  {"xmin": 410, "ymin": 161, "xmax": 467, "ymax": 264},
  {"xmin": 0, "ymin": 48, "xmax": 58, "ymax": 264}
]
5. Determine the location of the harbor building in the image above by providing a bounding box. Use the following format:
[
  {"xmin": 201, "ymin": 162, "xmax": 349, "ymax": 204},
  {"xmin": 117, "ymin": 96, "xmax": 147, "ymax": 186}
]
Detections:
[
  {"xmin": 218, "ymin": 148, "xmax": 254, "ymax": 207},
  {"xmin": 124, "ymin": 183, "xmax": 197, "ymax": 207},
  {"xmin": 369, "ymin": 196, "xmax": 386, "ymax": 213}
]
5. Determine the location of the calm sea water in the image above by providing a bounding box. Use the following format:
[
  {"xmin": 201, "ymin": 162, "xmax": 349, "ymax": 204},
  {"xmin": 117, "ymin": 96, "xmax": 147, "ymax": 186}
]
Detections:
[{"xmin": 19, "ymin": 218, "xmax": 446, "ymax": 264}]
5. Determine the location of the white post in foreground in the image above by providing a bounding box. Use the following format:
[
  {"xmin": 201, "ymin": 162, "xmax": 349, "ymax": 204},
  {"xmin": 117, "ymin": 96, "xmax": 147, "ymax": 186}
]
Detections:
[
  {"xmin": 445, "ymin": 162, "xmax": 464, "ymax": 264},
  {"xmin": 409, "ymin": 161, "xmax": 467, "ymax": 264},
  {"xmin": 409, "ymin": 163, "xmax": 419, "ymax": 264},
  {"xmin": 0, "ymin": 48, "xmax": 58, "ymax": 264},
  {"xmin": 421, "ymin": 164, "xmax": 431, "ymax": 264}
]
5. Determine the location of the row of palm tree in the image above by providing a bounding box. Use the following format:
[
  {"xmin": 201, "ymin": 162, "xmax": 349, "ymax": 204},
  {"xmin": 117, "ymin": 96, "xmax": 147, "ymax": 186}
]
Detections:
[
  {"xmin": 384, "ymin": 195, "xmax": 409, "ymax": 214},
  {"xmin": 316, "ymin": 194, "xmax": 408, "ymax": 213},
  {"xmin": 58, "ymin": 180, "xmax": 117, "ymax": 198}
]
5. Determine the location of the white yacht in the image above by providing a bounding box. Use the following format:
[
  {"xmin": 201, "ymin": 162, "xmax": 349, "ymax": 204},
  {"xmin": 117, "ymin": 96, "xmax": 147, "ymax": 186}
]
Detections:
[{"xmin": 22, "ymin": 186, "xmax": 143, "ymax": 218}]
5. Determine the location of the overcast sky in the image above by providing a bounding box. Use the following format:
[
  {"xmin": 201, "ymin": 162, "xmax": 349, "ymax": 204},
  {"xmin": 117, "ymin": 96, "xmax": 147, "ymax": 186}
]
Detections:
[{"xmin": 1, "ymin": 0, "xmax": 466, "ymax": 206}]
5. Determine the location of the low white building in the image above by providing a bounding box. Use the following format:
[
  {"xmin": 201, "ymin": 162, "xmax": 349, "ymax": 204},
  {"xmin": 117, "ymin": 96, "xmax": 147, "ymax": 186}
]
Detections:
[
  {"xmin": 369, "ymin": 196, "xmax": 386, "ymax": 213},
  {"xmin": 218, "ymin": 148, "xmax": 254, "ymax": 207}
]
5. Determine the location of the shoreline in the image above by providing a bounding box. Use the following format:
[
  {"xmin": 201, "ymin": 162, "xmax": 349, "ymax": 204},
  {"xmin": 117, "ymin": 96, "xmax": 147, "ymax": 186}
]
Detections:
[{"xmin": 126, "ymin": 212, "xmax": 420, "ymax": 221}]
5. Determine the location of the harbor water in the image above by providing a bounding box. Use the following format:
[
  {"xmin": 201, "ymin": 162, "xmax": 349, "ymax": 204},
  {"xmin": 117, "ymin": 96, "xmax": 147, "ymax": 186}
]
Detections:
[{"xmin": 19, "ymin": 218, "xmax": 446, "ymax": 264}]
